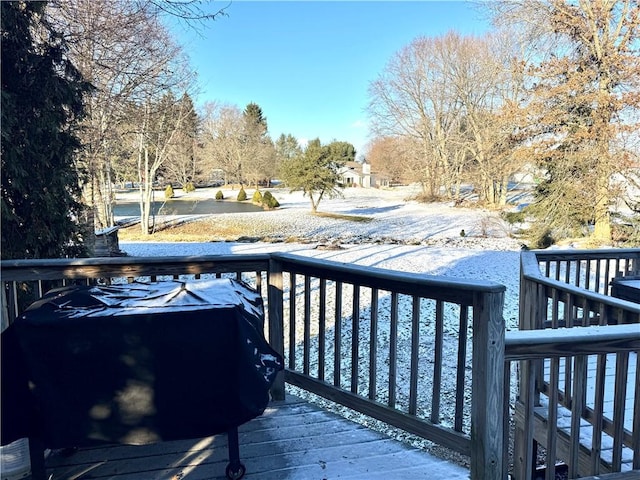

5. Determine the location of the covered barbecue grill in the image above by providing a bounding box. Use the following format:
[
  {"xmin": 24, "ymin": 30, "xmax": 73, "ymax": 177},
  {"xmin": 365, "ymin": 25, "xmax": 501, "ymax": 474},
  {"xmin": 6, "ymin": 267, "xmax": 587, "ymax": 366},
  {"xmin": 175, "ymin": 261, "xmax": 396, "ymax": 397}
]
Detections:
[{"xmin": 1, "ymin": 278, "xmax": 283, "ymax": 480}]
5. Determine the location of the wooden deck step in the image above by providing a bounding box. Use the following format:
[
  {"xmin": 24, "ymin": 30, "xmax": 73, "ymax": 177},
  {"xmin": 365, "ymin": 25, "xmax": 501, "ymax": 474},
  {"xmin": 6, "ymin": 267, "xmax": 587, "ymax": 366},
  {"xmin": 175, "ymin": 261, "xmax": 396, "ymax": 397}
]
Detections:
[{"xmin": 43, "ymin": 395, "xmax": 470, "ymax": 479}]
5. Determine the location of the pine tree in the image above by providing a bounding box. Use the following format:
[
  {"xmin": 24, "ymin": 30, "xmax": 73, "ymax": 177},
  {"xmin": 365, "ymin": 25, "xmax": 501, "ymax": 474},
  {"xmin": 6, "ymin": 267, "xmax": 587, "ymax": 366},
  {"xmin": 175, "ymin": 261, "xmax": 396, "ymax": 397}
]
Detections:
[
  {"xmin": 1, "ymin": 2, "xmax": 92, "ymax": 259},
  {"xmin": 279, "ymin": 138, "xmax": 344, "ymax": 213},
  {"xmin": 243, "ymin": 102, "xmax": 268, "ymax": 138}
]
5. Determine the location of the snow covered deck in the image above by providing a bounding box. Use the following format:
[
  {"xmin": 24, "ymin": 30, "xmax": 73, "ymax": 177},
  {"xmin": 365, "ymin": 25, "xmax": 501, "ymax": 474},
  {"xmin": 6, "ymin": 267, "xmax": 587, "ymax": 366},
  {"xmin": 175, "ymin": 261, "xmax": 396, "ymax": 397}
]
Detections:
[{"xmin": 41, "ymin": 395, "xmax": 470, "ymax": 480}]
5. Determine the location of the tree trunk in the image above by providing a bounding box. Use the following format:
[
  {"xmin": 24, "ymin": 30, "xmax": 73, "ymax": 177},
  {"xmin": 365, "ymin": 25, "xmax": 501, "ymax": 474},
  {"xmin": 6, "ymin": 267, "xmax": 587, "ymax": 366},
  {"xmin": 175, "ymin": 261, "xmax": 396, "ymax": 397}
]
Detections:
[
  {"xmin": 592, "ymin": 168, "xmax": 611, "ymax": 241},
  {"xmin": 498, "ymin": 175, "xmax": 509, "ymax": 207}
]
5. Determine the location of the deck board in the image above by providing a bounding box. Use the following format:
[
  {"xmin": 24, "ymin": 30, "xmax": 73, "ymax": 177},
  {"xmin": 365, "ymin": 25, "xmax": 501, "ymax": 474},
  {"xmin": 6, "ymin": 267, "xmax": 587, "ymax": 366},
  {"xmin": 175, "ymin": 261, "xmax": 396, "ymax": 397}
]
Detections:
[{"xmin": 42, "ymin": 395, "xmax": 470, "ymax": 479}]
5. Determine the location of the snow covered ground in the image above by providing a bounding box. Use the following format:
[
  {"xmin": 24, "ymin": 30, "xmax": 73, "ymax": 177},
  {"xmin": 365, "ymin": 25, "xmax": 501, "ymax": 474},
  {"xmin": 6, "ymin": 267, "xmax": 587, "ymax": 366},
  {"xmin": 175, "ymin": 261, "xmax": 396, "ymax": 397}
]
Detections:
[{"xmin": 120, "ymin": 185, "xmax": 524, "ymax": 328}]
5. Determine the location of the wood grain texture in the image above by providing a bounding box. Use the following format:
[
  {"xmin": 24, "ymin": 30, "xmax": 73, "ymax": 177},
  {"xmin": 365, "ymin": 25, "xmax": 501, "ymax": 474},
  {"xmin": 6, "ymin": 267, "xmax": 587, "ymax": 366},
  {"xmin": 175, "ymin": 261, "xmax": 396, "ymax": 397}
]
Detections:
[{"xmin": 43, "ymin": 395, "xmax": 470, "ymax": 480}]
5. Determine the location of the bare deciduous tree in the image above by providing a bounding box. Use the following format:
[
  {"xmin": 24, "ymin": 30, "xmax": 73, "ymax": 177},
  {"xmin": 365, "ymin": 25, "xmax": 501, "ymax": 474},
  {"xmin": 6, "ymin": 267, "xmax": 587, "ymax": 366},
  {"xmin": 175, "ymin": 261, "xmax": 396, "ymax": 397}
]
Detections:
[
  {"xmin": 368, "ymin": 31, "xmax": 527, "ymax": 205},
  {"xmin": 200, "ymin": 102, "xmax": 246, "ymax": 185},
  {"xmin": 44, "ymin": 0, "xmax": 225, "ymax": 232},
  {"xmin": 133, "ymin": 89, "xmax": 197, "ymax": 234},
  {"xmin": 368, "ymin": 34, "xmax": 461, "ymax": 199},
  {"xmin": 487, "ymin": 0, "xmax": 640, "ymax": 242}
]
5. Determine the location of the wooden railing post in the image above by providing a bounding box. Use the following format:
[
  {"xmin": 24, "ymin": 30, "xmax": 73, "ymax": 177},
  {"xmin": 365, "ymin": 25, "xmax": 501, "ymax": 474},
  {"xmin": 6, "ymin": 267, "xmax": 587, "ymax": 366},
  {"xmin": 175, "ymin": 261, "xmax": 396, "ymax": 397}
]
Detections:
[
  {"xmin": 514, "ymin": 252, "xmax": 547, "ymax": 479},
  {"xmin": 471, "ymin": 289, "xmax": 506, "ymax": 480},
  {"xmin": 267, "ymin": 257, "xmax": 286, "ymax": 401}
]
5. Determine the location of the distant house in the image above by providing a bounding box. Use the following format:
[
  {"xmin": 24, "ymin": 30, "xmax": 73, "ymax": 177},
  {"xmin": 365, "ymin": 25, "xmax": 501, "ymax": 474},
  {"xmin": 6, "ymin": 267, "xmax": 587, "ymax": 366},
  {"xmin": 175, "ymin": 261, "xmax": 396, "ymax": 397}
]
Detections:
[{"xmin": 338, "ymin": 161, "xmax": 372, "ymax": 188}]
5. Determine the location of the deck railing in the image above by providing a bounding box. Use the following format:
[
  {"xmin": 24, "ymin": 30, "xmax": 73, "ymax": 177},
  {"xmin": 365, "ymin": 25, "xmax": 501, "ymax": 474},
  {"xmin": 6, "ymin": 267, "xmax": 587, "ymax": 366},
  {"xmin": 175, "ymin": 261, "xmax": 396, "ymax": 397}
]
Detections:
[
  {"xmin": 514, "ymin": 249, "xmax": 640, "ymax": 479},
  {"xmin": 1, "ymin": 253, "xmax": 507, "ymax": 480},
  {"xmin": 506, "ymin": 324, "xmax": 640, "ymax": 479}
]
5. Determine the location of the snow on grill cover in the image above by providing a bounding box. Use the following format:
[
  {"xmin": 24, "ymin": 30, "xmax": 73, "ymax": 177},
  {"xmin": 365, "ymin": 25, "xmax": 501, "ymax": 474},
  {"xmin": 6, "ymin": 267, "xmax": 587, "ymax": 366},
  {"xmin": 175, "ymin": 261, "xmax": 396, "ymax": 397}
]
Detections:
[{"xmin": 1, "ymin": 278, "xmax": 283, "ymax": 448}]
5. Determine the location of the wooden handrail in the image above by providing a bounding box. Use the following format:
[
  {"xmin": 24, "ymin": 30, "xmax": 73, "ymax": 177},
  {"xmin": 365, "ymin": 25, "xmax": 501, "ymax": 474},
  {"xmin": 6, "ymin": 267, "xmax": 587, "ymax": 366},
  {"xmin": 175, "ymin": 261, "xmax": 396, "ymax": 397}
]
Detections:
[
  {"xmin": 505, "ymin": 324, "xmax": 640, "ymax": 360},
  {"xmin": 267, "ymin": 253, "xmax": 506, "ymax": 479},
  {"xmin": 1, "ymin": 253, "xmax": 508, "ymax": 480}
]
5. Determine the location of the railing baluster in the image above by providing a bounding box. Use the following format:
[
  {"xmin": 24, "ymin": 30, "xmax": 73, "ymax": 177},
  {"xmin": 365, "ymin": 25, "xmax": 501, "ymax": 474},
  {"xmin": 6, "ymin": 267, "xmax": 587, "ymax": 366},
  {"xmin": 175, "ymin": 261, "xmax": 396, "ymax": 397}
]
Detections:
[
  {"xmin": 604, "ymin": 259, "xmax": 611, "ymax": 295},
  {"xmin": 431, "ymin": 299, "xmax": 444, "ymax": 424},
  {"xmin": 11, "ymin": 282, "xmax": 19, "ymax": 322},
  {"xmin": 575, "ymin": 258, "xmax": 582, "ymax": 289},
  {"xmin": 545, "ymin": 260, "xmax": 551, "ymax": 278},
  {"xmin": 388, "ymin": 291, "xmax": 398, "ymax": 409},
  {"xmin": 546, "ymin": 356, "xmax": 559, "ymax": 480},
  {"xmin": 563, "ymin": 293, "xmax": 574, "ymax": 406},
  {"xmin": 591, "ymin": 351, "xmax": 607, "ymax": 474},
  {"xmin": 633, "ymin": 352, "xmax": 640, "ymax": 470},
  {"xmin": 333, "ymin": 281, "xmax": 342, "ymax": 389},
  {"xmin": 368, "ymin": 288, "xmax": 378, "ymax": 401},
  {"xmin": 612, "ymin": 352, "xmax": 630, "ymax": 471},
  {"xmin": 288, "ymin": 273, "xmax": 297, "ymax": 370},
  {"xmin": 568, "ymin": 354, "xmax": 587, "ymax": 478},
  {"xmin": 350, "ymin": 284, "xmax": 360, "ymax": 395},
  {"xmin": 455, "ymin": 305, "xmax": 468, "ymax": 432},
  {"xmin": 303, "ymin": 276, "xmax": 311, "ymax": 375},
  {"xmin": 318, "ymin": 278, "xmax": 326, "ymax": 382},
  {"xmin": 409, "ymin": 295, "xmax": 420, "ymax": 416}
]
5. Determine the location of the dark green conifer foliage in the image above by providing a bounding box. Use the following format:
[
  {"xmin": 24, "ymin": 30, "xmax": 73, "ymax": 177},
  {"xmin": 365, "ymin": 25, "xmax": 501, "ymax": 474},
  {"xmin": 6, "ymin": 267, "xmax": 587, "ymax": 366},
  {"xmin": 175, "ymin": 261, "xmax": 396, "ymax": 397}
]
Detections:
[
  {"xmin": 1, "ymin": 2, "xmax": 92, "ymax": 259},
  {"xmin": 243, "ymin": 103, "xmax": 268, "ymax": 138},
  {"xmin": 279, "ymin": 138, "xmax": 344, "ymax": 213},
  {"xmin": 262, "ymin": 191, "xmax": 280, "ymax": 209}
]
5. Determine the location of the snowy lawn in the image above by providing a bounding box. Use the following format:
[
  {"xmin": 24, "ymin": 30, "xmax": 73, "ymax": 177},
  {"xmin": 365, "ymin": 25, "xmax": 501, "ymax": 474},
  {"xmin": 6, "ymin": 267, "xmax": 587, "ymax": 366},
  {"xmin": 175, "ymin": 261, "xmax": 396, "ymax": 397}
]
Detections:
[{"xmin": 120, "ymin": 185, "xmax": 524, "ymax": 327}]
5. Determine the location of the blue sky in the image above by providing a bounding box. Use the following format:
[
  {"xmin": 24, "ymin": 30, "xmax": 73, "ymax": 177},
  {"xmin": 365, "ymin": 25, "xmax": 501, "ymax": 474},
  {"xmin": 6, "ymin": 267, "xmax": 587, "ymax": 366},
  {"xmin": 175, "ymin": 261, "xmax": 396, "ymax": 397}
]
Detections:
[{"xmin": 174, "ymin": 1, "xmax": 491, "ymax": 157}]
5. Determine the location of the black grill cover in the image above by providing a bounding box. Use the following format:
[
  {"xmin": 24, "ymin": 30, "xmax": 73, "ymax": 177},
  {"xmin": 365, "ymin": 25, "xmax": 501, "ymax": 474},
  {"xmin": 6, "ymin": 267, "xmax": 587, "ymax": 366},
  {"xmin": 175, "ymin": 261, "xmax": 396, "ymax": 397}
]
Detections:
[{"xmin": 1, "ymin": 278, "xmax": 283, "ymax": 448}]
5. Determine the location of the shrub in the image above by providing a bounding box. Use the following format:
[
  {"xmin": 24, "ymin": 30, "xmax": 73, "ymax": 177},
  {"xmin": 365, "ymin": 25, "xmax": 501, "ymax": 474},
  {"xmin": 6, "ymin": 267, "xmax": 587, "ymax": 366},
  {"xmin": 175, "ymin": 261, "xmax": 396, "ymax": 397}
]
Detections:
[
  {"xmin": 215, "ymin": 190, "xmax": 224, "ymax": 200},
  {"xmin": 237, "ymin": 187, "xmax": 247, "ymax": 201},
  {"xmin": 262, "ymin": 191, "xmax": 280, "ymax": 209},
  {"xmin": 528, "ymin": 228, "xmax": 555, "ymax": 249},
  {"xmin": 252, "ymin": 190, "xmax": 263, "ymax": 204},
  {"xmin": 164, "ymin": 185, "xmax": 174, "ymax": 199},
  {"xmin": 501, "ymin": 210, "xmax": 526, "ymax": 224},
  {"xmin": 183, "ymin": 182, "xmax": 196, "ymax": 193}
]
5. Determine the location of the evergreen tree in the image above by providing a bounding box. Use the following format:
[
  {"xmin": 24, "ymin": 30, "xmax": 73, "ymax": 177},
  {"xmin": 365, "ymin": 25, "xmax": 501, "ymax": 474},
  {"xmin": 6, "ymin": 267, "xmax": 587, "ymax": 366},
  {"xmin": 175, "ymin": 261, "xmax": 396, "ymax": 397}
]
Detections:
[
  {"xmin": 165, "ymin": 92, "xmax": 200, "ymax": 188},
  {"xmin": 243, "ymin": 102, "xmax": 268, "ymax": 138},
  {"xmin": 489, "ymin": 0, "xmax": 640, "ymax": 244},
  {"xmin": 326, "ymin": 141, "xmax": 356, "ymax": 164},
  {"xmin": 242, "ymin": 102, "xmax": 274, "ymax": 186},
  {"xmin": 275, "ymin": 133, "xmax": 302, "ymax": 160},
  {"xmin": 1, "ymin": 2, "xmax": 92, "ymax": 259},
  {"xmin": 279, "ymin": 138, "xmax": 344, "ymax": 213}
]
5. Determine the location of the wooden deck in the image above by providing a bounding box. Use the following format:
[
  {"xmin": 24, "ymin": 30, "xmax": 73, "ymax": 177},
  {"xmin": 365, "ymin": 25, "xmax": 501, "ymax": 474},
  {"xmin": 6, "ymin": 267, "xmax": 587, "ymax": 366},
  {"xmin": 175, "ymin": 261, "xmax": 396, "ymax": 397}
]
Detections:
[{"xmin": 42, "ymin": 395, "xmax": 470, "ymax": 480}]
